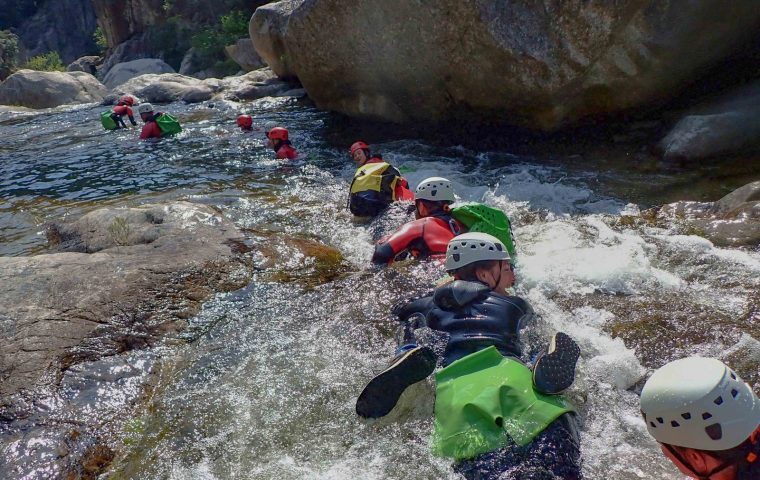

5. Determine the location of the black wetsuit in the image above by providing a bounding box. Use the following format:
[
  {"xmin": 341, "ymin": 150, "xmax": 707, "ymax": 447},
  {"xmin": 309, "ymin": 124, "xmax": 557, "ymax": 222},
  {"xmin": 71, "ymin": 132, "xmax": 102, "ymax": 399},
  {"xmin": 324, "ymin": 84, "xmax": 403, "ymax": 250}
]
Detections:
[{"xmin": 396, "ymin": 280, "xmax": 583, "ymax": 480}]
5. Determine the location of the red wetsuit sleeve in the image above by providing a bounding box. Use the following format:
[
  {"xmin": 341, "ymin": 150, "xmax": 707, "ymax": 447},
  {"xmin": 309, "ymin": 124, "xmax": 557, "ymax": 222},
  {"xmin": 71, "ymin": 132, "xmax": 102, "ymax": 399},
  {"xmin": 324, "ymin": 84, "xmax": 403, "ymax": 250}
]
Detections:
[
  {"xmin": 140, "ymin": 121, "xmax": 162, "ymax": 139},
  {"xmin": 372, "ymin": 218, "xmax": 426, "ymax": 264},
  {"xmin": 394, "ymin": 177, "xmax": 415, "ymax": 201},
  {"xmin": 276, "ymin": 144, "xmax": 298, "ymax": 160}
]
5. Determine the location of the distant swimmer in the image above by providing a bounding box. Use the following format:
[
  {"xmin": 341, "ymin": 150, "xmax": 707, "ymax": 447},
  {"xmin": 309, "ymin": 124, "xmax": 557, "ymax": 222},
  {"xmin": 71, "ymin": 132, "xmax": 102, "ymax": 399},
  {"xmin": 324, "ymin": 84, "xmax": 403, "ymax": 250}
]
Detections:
[
  {"xmin": 641, "ymin": 357, "xmax": 760, "ymax": 480},
  {"xmin": 266, "ymin": 126, "xmax": 297, "ymax": 160},
  {"xmin": 357, "ymin": 232, "xmax": 583, "ymax": 480},
  {"xmin": 347, "ymin": 141, "xmax": 414, "ymax": 218},
  {"xmin": 138, "ymin": 103, "xmax": 182, "ymax": 140},
  {"xmin": 237, "ymin": 114, "xmax": 254, "ymax": 132},
  {"xmin": 101, "ymin": 95, "xmax": 137, "ymax": 130}
]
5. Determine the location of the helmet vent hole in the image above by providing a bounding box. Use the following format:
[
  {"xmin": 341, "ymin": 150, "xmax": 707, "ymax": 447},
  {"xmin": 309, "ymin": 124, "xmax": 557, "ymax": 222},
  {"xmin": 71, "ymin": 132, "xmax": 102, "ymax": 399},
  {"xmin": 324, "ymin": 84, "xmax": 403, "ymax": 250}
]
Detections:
[
  {"xmin": 452, "ymin": 254, "xmax": 460, "ymax": 262},
  {"xmin": 714, "ymin": 396, "xmax": 723, "ymax": 406},
  {"xmin": 670, "ymin": 420, "xmax": 680, "ymax": 427},
  {"xmin": 730, "ymin": 371, "xmax": 737, "ymax": 380},
  {"xmin": 656, "ymin": 417, "xmax": 664, "ymax": 424},
  {"xmin": 705, "ymin": 423, "xmax": 723, "ymax": 441},
  {"xmin": 495, "ymin": 244, "xmax": 503, "ymax": 251},
  {"xmin": 681, "ymin": 413, "xmax": 691, "ymax": 420},
  {"xmin": 470, "ymin": 245, "xmax": 476, "ymax": 249},
  {"xmin": 702, "ymin": 412, "xmax": 712, "ymax": 420},
  {"xmin": 480, "ymin": 243, "xmax": 485, "ymax": 246},
  {"xmin": 650, "ymin": 421, "xmax": 657, "ymax": 428},
  {"xmin": 731, "ymin": 389, "xmax": 739, "ymax": 398},
  {"xmin": 431, "ymin": 190, "xmax": 437, "ymax": 197}
]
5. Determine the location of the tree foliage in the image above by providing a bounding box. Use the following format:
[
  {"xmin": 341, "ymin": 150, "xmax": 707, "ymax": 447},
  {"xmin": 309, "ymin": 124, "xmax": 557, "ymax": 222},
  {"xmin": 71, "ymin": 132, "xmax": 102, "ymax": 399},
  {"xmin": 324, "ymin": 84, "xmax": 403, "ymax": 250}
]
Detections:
[
  {"xmin": 0, "ymin": 29, "xmax": 19, "ymax": 78},
  {"xmin": 22, "ymin": 51, "xmax": 65, "ymax": 71}
]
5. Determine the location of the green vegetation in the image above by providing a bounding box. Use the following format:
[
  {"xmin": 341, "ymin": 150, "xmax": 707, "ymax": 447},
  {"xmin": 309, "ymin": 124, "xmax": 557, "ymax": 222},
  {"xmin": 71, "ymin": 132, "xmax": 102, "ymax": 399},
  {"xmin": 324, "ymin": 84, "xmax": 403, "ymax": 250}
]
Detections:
[
  {"xmin": 93, "ymin": 26, "xmax": 108, "ymax": 54},
  {"xmin": 21, "ymin": 51, "xmax": 65, "ymax": 72},
  {"xmin": 190, "ymin": 10, "xmax": 250, "ymax": 76},
  {"xmin": 0, "ymin": 29, "xmax": 19, "ymax": 78},
  {"xmin": 108, "ymin": 217, "xmax": 132, "ymax": 247}
]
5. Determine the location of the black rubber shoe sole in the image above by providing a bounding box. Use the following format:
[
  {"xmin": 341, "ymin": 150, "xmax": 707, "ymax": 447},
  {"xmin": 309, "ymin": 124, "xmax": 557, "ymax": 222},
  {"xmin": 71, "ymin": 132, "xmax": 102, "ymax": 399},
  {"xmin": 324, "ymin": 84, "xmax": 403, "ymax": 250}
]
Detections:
[
  {"xmin": 356, "ymin": 346, "xmax": 436, "ymax": 419},
  {"xmin": 533, "ymin": 332, "xmax": 581, "ymax": 395}
]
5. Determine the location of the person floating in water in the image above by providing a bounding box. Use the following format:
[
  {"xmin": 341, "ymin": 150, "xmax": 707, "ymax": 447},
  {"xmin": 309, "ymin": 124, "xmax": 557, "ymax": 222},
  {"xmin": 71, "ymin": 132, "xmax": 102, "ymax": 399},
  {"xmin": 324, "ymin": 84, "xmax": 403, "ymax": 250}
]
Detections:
[
  {"xmin": 348, "ymin": 141, "xmax": 414, "ymax": 217},
  {"xmin": 138, "ymin": 103, "xmax": 182, "ymax": 140},
  {"xmin": 237, "ymin": 114, "xmax": 254, "ymax": 132},
  {"xmin": 358, "ymin": 232, "xmax": 583, "ymax": 480},
  {"xmin": 640, "ymin": 357, "xmax": 760, "ymax": 480},
  {"xmin": 266, "ymin": 126, "xmax": 297, "ymax": 159},
  {"xmin": 372, "ymin": 177, "xmax": 462, "ymax": 264}
]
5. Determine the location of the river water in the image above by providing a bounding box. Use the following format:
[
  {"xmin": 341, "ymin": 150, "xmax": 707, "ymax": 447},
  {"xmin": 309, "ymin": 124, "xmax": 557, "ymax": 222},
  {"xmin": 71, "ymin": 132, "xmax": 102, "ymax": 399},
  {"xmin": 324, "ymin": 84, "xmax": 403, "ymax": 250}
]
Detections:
[{"xmin": 1, "ymin": 96, "xmax": 759, "ymax": 480}]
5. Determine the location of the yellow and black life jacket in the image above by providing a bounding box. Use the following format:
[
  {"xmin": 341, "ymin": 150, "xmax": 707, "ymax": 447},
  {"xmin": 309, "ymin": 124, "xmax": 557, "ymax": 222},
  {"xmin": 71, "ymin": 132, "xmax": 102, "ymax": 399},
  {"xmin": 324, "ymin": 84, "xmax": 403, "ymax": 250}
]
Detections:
[{"xmin": 348, "ymin": 158, "xmax": 402, "ymax": 216}]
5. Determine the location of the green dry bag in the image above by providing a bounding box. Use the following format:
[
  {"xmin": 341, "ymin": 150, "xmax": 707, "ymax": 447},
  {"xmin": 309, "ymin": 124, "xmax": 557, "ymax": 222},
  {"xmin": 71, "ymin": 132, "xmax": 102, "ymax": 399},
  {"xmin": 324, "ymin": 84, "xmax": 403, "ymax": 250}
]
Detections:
[
  {"xmin": 156, "ymin": 113, "xmax": 182, "ymax": 136},
  {"xmin": 451, "ymin": 203, "xmax": 516, "ymax": 258},
  {"xmin": 100, "ymin": 110, "xmax": 117, "ymax": 130}
]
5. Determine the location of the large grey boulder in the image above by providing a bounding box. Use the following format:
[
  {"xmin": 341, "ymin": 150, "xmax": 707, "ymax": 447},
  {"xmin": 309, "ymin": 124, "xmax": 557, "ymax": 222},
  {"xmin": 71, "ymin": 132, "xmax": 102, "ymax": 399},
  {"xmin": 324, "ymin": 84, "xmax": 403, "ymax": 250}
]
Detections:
[
  {"xmin": 657, "ymin": 181, "xmax": 760, "ymax": 247},
  {"xmin": 659, "ymin": 81, "xmax": 760, "ymax": 160},
  {"xmin": 225, "ymin": 38, "xmax": 264, "ymax": 72},
  {"xmin": 250, "ymin": 0, "xmax": 760, "ymax": 128},
  {"xmin": 66, "ymin": 55, "xmax": 101, "ymax": 74},
  {"xmin": 0, "ymin": 201, "xmax": 251, "ymax": 399},
  {"xmin": 103, "ymin": 58, "xmax": 175, "ymax": 89},
  {"xmin": 0, "ymin": 70, "xmax": 106, "ymax": 108}
]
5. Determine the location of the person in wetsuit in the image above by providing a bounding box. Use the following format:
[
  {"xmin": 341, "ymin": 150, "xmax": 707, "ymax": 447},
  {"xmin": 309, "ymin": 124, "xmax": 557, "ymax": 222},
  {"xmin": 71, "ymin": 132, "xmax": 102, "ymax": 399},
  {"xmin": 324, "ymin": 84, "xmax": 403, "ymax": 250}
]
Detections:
[
  {"xmin": 372, "ymin": 177, "xmax": 463, "ymax": 264},
  {"xmin": 348, "ymin": 141, "xmax": 414, "ymax": 217},
  {"xmin": 111, "ymin": 95, "xmax": 137, "ymax": 129},
  {"xmin": 357, "ymin": 232, "xmax": 583, "ymax": 480},
  {"xmin": 267, "ymin": 126, "xmax": 298, "ymax": 160},
  {"xmin": 640, "ymin": 357, "xmax": 760, "ymax": 480}
]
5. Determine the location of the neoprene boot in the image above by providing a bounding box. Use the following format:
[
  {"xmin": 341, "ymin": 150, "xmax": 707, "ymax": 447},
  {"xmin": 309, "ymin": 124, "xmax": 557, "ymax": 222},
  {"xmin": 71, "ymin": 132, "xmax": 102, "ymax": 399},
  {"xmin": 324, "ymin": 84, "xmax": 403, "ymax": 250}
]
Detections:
[
  {"xmin": 356, "ymin": 345, "xmax": 436, "ymax": 419},
  {"xmin": 532, "ymin": 332, "xmax": 581, "ymax": 395}
]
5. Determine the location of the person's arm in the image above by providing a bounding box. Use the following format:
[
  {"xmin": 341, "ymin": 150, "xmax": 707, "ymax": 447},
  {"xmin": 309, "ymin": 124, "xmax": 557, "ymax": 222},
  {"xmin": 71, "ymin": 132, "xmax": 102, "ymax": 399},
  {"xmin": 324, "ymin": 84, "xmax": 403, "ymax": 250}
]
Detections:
[
  {"xmin": 372, "ymin": 219, "xmax": 424, "ymax": 264},
  {"xmin": 126, "ymin": 107, "xmax": 137, "ymax": 126}
]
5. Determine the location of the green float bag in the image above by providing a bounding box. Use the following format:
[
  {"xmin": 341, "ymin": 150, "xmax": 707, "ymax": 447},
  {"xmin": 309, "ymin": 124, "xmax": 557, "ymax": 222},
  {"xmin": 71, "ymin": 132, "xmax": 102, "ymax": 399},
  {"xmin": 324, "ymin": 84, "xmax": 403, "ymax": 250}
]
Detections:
[
  {"xmin": 451, "ymin": 203, "xmax": 516, "ymax": 258},
  {"xmin": 432, "ymin": 346, "xmax": 574, "ymax": 460},
  {"xmin": 156, "ymin": 113, "xmax": 182, "ymax": 136},
  {"xmin": 100, "ymin": 110, "xmax": 117, "ymax": 130}
]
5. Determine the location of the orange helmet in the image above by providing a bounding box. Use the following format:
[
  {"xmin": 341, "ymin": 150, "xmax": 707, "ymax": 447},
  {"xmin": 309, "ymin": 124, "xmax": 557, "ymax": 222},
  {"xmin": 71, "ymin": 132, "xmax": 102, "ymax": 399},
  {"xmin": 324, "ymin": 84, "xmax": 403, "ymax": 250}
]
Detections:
[
  {"xmin": 350, "ymin": 141, "xmax": 369, "ymax": 156},
  {"xmin": 237, "ymin": 114, "xmax": 253, "ymax": 129},
  {"xmin": 268, "ymin": 127, "xmax": 289, "ymax": 141},
  {"xmin": 118, "ymin": 95, "xmax": 135, "ymax": 106}
]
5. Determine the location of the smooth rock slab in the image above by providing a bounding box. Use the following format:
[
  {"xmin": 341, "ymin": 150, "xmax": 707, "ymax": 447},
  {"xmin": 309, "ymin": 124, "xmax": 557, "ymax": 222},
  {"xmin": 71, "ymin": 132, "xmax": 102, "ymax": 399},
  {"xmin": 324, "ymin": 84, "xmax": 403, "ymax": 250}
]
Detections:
[
  {"xmin": 0, "ymin": 70, "xmax": 106, "ymax": 108},
  {"xmin": 0, "ymin": 201, "xmax": 252, "ymax": 399}
]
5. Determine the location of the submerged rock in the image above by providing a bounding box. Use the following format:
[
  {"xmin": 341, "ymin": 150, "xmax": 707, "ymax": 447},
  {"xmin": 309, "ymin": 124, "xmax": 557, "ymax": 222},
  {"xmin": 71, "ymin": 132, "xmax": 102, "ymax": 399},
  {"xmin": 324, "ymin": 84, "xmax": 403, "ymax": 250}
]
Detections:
[
  {"xmin": 656, "ymin": 181, "xmax": 760, "ymax": 246},
  {"xmin": 0, "ymin": 70, "xmax": 106, "ymax": 108},
  {"xmin": 0, "ymin": 201, "xmax": 252, "ymax": 399},
  {"xmin": 251, "ymin": 0, "xmax": 760, "ymax": 128}
]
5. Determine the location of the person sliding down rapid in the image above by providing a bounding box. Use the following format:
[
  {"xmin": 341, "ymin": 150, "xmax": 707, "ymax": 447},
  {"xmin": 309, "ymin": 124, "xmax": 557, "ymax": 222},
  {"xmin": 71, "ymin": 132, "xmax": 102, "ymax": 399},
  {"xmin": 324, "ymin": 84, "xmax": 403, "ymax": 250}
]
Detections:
[
  {"xmin": 347, "ymin": 141, "xmax": 414, "ymax": 217},
  {"xmin": 111, "ymin": 95, "xmax": 137, "ymax": 129},
  {"xmin": 138, "ymin": 103, "xmax": 182, "ymax": 139},
  {"xmin": 372, "ymin": 177, "xmax": 462, "ymax": 264},
  {"xmin": 357, "ymin": 232, "xmax": 583, "ymax": 480},
  {"xmin": 640, "ymin": 357, "xmax": 760, "ymax": 480},
  {"xmin": 266, "ymin": 127, "xmax": 298, "ymax": 159}
]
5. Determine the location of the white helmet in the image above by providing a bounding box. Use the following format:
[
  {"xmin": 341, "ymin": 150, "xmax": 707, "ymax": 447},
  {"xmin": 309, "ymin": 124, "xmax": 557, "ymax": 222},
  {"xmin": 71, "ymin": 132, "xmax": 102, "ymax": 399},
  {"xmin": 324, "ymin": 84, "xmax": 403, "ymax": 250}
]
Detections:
[
  {"xmin": 640, "ymin": 357, "xmax": 760, "ymax": 450},
  {"xmin": 445, "ymin": 232, "xmax": 510, "ymax": 271},
  {"xmin": 415, "ymin": 177, "xmax": 455, "ymax": 203},
  {"xmin": 137, "ymin": 103, "xmax": 154, "ymax": 114}
]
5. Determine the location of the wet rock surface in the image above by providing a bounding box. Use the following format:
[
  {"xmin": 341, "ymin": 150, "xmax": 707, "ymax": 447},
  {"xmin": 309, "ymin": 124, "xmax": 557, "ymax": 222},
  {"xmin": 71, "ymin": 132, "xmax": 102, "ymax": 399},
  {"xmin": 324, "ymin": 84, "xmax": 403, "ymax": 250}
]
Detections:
[
  {"xmin": 0, "ymin": 201, "xmax": 254, "ymax": 478},
  {"xmin": 0, "ymin": 201, "xmax": 252, "ymax": 399},
  {"xmin": 655, "ymin": 181, "xmax": 760, "ymax": 247},
  {"xmin": 0, "ymin": 70, "xmax": 107, "ymax": 108}
]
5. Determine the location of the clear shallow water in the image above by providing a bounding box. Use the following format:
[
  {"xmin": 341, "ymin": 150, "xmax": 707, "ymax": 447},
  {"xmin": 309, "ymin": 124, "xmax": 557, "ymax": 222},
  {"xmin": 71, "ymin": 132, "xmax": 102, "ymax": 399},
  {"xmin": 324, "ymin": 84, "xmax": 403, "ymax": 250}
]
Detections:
[{"xmin": 1, "ymin": 97, "xmax": 758, "ymax": 480}]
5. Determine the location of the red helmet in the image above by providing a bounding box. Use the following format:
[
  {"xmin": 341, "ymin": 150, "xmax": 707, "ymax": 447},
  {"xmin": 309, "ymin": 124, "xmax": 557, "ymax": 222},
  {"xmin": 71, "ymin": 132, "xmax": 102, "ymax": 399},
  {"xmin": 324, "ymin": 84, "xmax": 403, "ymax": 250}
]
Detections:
[
  {"xmin": 268, "ymin": 127, "xmax": 289, "ymax": 141},
  {"xmin": 118, "ymin": 95, "xmax": 135, "ymax": 106},
  {"xmin": 237, "ymin": 114, "xmax": 253, "ymax": 129},
  {"xmin": 350, "ymin": 141, "xmax": 369, "ymax": 156}
]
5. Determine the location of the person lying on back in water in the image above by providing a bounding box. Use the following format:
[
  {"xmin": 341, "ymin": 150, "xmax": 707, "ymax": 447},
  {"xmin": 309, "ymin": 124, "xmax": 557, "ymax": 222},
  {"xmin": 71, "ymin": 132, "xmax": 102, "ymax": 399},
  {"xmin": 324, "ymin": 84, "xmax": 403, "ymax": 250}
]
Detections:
[
  {"xmin": 358, "ymin": 232, "xmax": 583, "ymax": 480},
  {"xmin": 347, "ymin": 141, "xmax": 414, "ymax": 217},
  {"xmin": 640, "ymin": 357, "xmax": 760, "ymax": 480},
  {"xmin": 372, "ymin": 177, "xmax": 463, "ymax": 264}
]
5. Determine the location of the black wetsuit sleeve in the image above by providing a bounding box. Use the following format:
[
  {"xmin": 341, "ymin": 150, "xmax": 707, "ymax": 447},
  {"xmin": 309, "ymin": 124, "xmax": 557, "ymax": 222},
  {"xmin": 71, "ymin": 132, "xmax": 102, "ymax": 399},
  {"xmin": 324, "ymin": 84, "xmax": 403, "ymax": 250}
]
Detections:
[
  {"xmin": 128, "ymin": 114, "xmax": 137, "ymax": 126},
  {"xmin": 392, "ymin": 294, "xmax": 435, "ymax": 323},
  {"xmin": 372, "ymin": 243, "xmax": 396, "ymax": 264}
]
